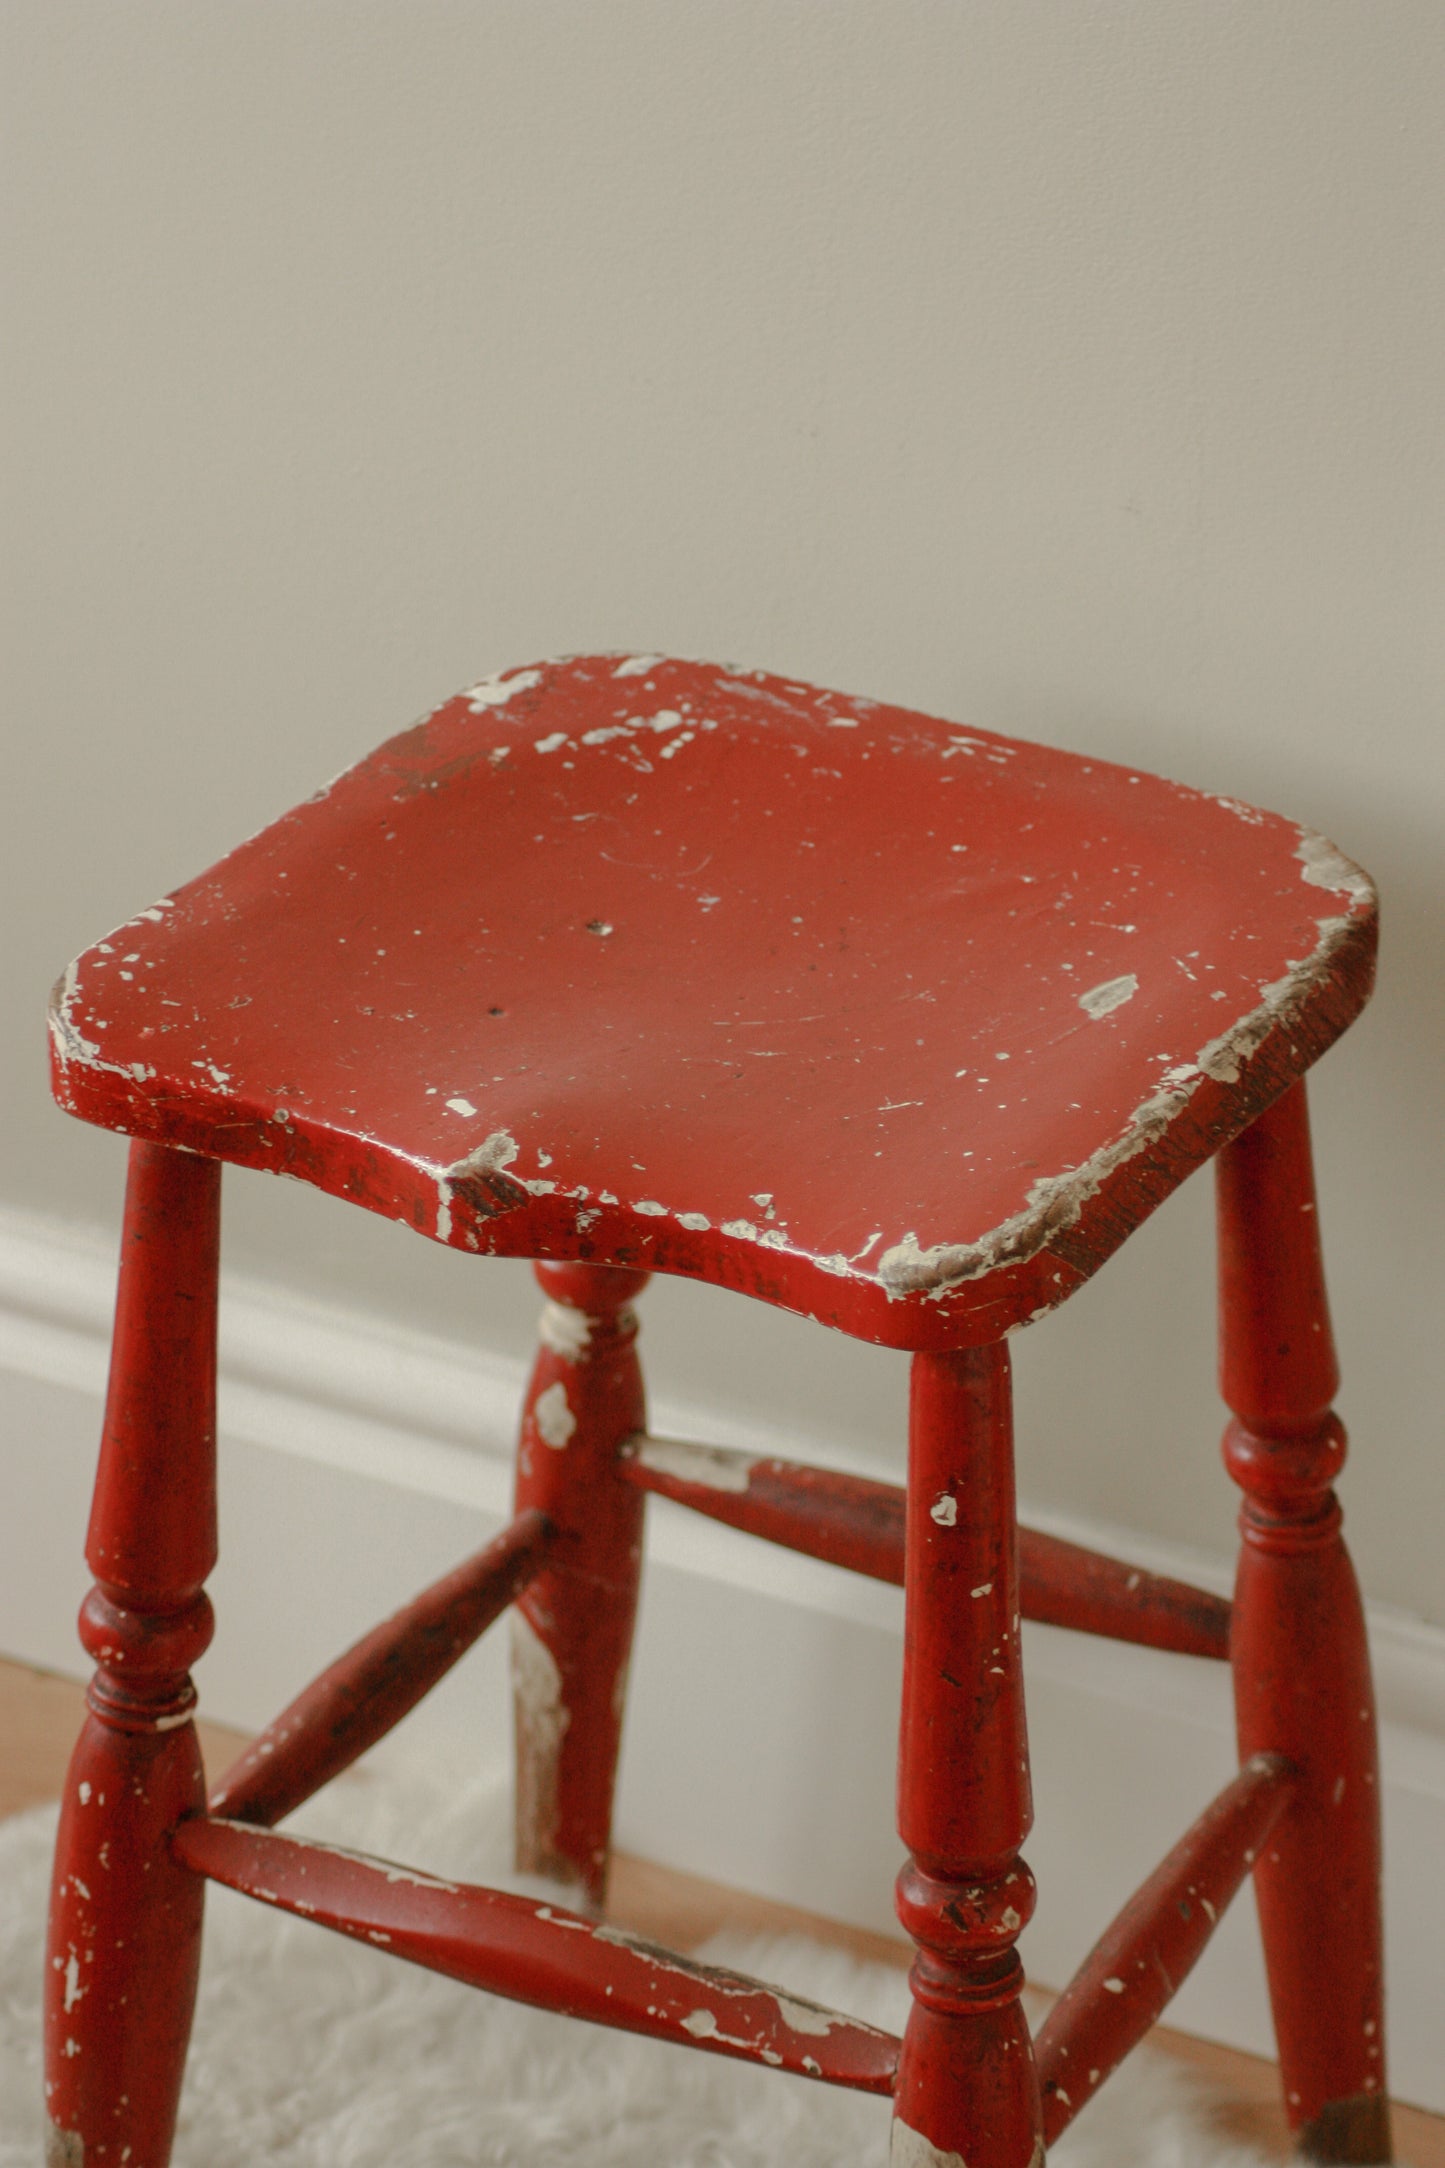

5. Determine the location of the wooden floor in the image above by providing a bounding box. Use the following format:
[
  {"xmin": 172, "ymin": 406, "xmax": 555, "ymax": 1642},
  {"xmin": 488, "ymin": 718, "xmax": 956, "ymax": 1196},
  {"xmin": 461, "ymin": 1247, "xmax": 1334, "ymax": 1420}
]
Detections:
[{"xmin": 5, "ymin": 1658, "xmax": 1439, "ymax": 2164}]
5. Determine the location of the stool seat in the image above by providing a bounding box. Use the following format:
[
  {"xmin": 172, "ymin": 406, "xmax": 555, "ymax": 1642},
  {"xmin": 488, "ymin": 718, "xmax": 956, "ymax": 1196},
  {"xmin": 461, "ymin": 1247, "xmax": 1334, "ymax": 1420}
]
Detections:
[{"xmin": 49, "ymin": 653, "xmax": 1375, "ymax": 1347}]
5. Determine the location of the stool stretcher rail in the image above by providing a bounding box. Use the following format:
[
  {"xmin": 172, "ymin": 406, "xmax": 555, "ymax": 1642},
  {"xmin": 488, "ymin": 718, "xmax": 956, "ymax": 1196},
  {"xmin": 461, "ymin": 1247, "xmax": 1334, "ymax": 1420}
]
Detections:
[
  {"xmin": 620, "ymin": 1435, "xmax": 1231, "ymax": 1660},
  {"xmin": 208, "ymin": 1510, "xmax": 554, "ymax": 1828},
  {"xmin": 1035, "ymin": 1752, "xmax": 1294, "ymax": 2141},
  {"xmin": 171, "ymin": 1816, "xmax": 902, "ymax": 2093}
]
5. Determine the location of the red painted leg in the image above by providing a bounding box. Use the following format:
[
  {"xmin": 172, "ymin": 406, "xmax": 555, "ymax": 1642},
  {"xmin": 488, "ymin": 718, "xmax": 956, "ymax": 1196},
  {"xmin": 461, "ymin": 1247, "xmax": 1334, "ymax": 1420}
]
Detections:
[
  {"xmin": 512, "ymin": 1261, "xmax": 649, "ymax": 1908},
  {"xmin": 44, "ymin": 1143, "xmax": 220, "ymax": 2168},
  {"xmin": 1219, "ymin": 1083, "xmax": 1391, "ymax": 2162},
  {"xmin": 893, "ymin": 1345, "xmax": 1043, "ymax": 2168}
]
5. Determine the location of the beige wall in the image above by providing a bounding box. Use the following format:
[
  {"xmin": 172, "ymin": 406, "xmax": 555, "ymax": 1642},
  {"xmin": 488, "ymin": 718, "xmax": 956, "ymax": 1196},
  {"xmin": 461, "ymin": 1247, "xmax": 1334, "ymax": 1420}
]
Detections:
[{"xmin": 5, "ymin": 2, "xmax": 1443, "ymax": 1621}]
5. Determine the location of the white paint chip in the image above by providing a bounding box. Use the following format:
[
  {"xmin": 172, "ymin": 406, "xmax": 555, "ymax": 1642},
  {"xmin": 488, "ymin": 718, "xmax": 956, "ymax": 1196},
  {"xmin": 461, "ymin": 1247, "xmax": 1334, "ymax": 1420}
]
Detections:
[
  {"xmin": 771, "ymin": 1993, "xmax": 837, "ymax": 2038},
  {"xmin": 463, "ymin": 668, "xmax": 542, "ymax": 710},
  {"xmin": 445, "ymin": 1097, "xmax": 478, "ymax": 1117},
  {"xmin": 1079, "ymin": 974, "xmax": 1139, "ymax": 1020},
  {"xmin": 533, "ymin": 1382, "xmax": 576, "ymax": 1450},
  {"xmin": 638, "ymin": 1437, "xmax": 754, "ymax": 1494},
  {"xmin": 539, "ymin": 1301, "xmax": 592, "ymax": 1360},
  {"xmin": 930, "ymin": 1495, "xmax": 958, "ymax": 1527}
]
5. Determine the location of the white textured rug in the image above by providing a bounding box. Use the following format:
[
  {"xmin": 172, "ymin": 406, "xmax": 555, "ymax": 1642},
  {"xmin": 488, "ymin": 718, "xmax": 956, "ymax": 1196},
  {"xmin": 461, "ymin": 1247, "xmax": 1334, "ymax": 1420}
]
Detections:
[{"xmin": 0, "ymin": 1767, "xmax": 1273, "ymax": 2167}]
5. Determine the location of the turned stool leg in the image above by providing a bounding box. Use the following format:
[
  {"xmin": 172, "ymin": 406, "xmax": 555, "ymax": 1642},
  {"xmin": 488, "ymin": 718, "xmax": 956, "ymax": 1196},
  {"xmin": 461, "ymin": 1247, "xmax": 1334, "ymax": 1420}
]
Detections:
[
  {"xmin": 1218, "ymin": 1083, "xmax": 1390, "ymax": 2162},
  {"xmin": 44, "ymin": 1144, "xmax": 220, "ymax": 2168},
  {"xmin": 511, "ymin": 1261, "xmax": 649, "ymax": 1909},
  {"xmin": 892, "ymin": 1344, "xmax": 1043, "ymax": 2168}
]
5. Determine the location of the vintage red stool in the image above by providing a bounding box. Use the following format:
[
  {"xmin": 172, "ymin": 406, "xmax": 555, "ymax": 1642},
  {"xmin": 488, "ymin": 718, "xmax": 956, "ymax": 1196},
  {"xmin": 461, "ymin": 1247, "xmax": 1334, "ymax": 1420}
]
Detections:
[{"xmin": 44, "ymin": 655, "xmax": 1388, "ymax": 2166}]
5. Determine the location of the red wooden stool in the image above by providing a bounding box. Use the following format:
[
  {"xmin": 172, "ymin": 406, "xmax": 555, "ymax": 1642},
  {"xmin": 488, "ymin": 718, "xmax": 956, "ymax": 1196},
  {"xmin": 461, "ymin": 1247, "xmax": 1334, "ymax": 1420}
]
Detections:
[{"xmin": 44, "ymin": 656, "xmax": 1388, "ymax": 2166}]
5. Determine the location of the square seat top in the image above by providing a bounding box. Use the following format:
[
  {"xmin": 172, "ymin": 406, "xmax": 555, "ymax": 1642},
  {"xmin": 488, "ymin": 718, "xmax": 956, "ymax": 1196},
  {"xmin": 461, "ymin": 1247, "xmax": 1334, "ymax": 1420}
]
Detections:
[{"xmin": 50, "ymin": 655, "xmax": 1375, "ymax": 1349}]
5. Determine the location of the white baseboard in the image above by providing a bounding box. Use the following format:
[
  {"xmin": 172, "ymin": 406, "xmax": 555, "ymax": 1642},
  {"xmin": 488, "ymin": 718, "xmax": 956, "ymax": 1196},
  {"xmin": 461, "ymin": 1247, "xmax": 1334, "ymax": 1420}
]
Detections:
[{"xmin": 2, "ymin": 1205, "xmax": 1441, "ymax": 2113}]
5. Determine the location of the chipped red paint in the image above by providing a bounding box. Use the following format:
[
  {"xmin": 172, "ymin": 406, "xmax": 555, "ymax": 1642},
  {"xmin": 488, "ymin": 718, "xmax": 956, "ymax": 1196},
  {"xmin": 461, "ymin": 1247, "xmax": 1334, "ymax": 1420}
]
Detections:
[
  {"xmin": 47, "ymin": 655, "xmax": 1376, "ymax": 1352},
  {"xmin": 1017, "ymin": 1526, "xmax": 1229, "ymax": 1660},
  {"xmin": 893, "ymin": 1346, "xmax": 1044, "ymax": 2167},
  {"xmin": 42, "ymin": 662, "xmax": 1391, "ymax": 2161},
  {"xmin": 1219, "ymin": 1084, "xmax": 1391, "ymax": 2163},
  {"xmin": 512, "ymin": 1261, "xmax": 650, "ymax": 1905},
  {"xmin": 1035, "ymin": 1753, "xmax": 1294, "ymax": 2140},
  {"xmin": 44, "ymin": 1143, "xmax": 219, "ymax": 2168},
  {"xmin": 620, "ymin": 1436, "xmax": 1231, "ymax": 1659},
  {"xmin": 621, "ymin": 1436, "xmax": 908, "ymax": 1580},
  {"xmin": 208, "ymin": 1510, "xmax": 554, "ymax": 1829},
  {"xmin": 172, "ymin": 1816, "xmax": 901, "ymax": 2094}
]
